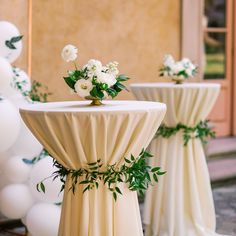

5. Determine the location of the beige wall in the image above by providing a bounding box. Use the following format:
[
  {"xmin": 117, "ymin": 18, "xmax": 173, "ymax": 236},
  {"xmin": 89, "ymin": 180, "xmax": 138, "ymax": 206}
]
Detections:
[
  {"xmin": 1, "ymin": 0, "xmax": 180, "ymax": 101},
  {"xmin": 31, "ymin": 0, "xmax": 180, "ymax": 101},
  {"xmin": 0, "ymin": 0, "xmax": 29, "ymax": 72}
]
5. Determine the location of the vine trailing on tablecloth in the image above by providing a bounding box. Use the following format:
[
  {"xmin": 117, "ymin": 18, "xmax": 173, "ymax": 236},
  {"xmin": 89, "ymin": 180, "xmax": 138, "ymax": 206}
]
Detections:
[
  {"xmin": 155, "ymin": 120, "xmax": 215, "ymax": 146},
  {"xmin": 36, "ymin": 149, "xmax": 166, "ymax": 201}
]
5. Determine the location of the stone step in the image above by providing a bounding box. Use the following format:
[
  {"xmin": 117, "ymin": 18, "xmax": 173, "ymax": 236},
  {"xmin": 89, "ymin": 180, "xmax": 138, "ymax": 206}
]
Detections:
[
  {"xmin": 206, "ymin": 137, "xmax": 236, "ymax": 159},
  {"xmin": 206, "ymin": 137, "xmax": 236, "ymax": 186}
]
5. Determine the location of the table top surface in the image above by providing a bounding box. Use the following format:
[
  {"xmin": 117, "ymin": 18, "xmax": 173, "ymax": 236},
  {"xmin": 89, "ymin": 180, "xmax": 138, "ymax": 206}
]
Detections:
[
  {"xmin": 19, "ymin": 100, "xmax": 166, "ymax": 113},
  {"xmin": 130, "ymin": 82, "xmax": 220, "ymax": 89}
]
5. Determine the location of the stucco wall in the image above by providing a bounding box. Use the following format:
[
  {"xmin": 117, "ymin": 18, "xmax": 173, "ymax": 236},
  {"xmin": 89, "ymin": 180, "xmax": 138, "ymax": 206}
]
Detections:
[
  {"xmin": 1, "ymin": 0, "xmax": 180, "ymax": 101},
  {"xmin": 0, "ymin": 0, "xmax": 29, "ymax": 72},
  {"xmin": 31, "ymin": 0, "xmax": 180, "ymax": 101}
]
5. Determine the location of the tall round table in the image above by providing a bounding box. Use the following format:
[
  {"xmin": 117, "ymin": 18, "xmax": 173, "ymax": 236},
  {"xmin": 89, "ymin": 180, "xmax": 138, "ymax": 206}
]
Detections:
[
  {"xmin": 130, "ymin": 83, "xmax": 225, "ymax": 236},
  {"xmin": 20, "ymin": 100, "xmax": 166, "ymax": 236}
]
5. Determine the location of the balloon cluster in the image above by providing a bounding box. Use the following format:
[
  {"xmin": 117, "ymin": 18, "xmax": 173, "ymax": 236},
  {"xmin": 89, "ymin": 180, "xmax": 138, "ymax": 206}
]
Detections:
[{"xmin": 0, "ymin": 21, "xmax": 62, "ymax": 236}]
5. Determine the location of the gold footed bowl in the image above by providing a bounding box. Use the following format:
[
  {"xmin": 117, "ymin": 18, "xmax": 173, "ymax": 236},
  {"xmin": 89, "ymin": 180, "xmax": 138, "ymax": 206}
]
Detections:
[
  {"xmin": 85, "ymin": 96, "xmax": 103, "ymax": 106},
  {"xmin": 171, "ymin": 77, "xmax": 185, "ymax": 84}
]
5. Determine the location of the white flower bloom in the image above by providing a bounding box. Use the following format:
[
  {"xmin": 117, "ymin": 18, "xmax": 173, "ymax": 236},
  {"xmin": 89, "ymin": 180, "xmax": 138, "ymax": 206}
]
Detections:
[
  {"xmin": 106, "ymin": 61, "xmax": 119, "ymax": 76},
  {"xmin": 84, "ymin": 59, "xmax": 103, "ymax": 78},
  {"xmin": 186, "ymin": 68, "xmax": 193, "ymax": 77},
  {"xmin": 96, "ymin": 72, "xmax": 117, "ymax": 87},
  {"xmin": 74, "ymin": 79, "xmax": 93, "ymax": 98},
  {"xmin": 181, "ymin": 58, "xmax": 191, "ymax": 65},
  {"xmin": 172, "ymin": 62, "xmax": 184, "ymax": 74},
  {"xmin": 61, "ymin": 44, "xmax": 78, "ymax": 62},
  {"xmin": 189, "ymin": 63, "xmax": 196, "ymax": 71},
  {"xmin": 163, "ymin": 54, "xmax": 175, "ymax": 67}
]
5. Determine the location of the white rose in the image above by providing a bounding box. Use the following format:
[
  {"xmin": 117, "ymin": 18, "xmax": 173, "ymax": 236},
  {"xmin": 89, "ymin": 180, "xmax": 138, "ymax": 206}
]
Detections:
[
  {"xmin": 96, "ymin": 72, "xmax": 116, "ymax": 87},
  {"xmin": 186, "ymin": 68, "xmax": 193, "ymax": 77},
  {"xmin": 171, "ymin": 62, "xmax": 184, "ymax": 74},
  {"xmin": 189, "ymin": 63, "xmax": 196, "ymax": 71},
  {"xmin": 61, "ymin": 44, "xmax": 78, "ymax": 62},
  {"xmin": 163, "ymin": 54, "xmax": 175, "ymax": 67},
  {"xmin": 84, "ymin": 59, "xmax": 103, "ymax": 78},
  {"xmin": 181, "ymin": 58, "xmax": 191, "ymax": 65},
  {"xmin": 74, "ymin": 79, "xmax": 93, "ymax": 98},
  {"xmin": 106, "ymin": 61, "xmax": 119, "ymax": 76}
]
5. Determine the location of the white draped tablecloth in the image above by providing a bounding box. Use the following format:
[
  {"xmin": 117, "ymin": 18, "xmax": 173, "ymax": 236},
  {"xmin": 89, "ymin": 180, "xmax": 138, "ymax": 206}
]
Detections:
[
  {"xmin": 130, "ymin": 83, "xmax": 225, "ymax": 236},
  {"xmin": 20, "ymin": 100, "xmax": 166, "ymax": 236}
]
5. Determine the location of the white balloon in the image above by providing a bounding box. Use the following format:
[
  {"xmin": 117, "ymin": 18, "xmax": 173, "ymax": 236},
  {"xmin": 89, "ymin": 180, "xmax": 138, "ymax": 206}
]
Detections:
[
  {"xmin": 0, "ymin": 57, "xmax": 13, "ymax": 92},
  {"xmin": 7, "ymin": 92, "xmax": 29, "ymax": 107},
  {"xmin": 11, "ymin": 121, "xmax": 43, "ymax": 158},
  {"xmin": 29, "ymin": 157, "xmax": 63, "ymax": 203},
  {"xmin": 0, "ymin": 184, "xmax": 34, "ymax": 219},
  {"xmin": 7, "ymin": 94, "xmax": 42, "ymax": 158},
  {"xmin": 3, "ymin": 156, "xmax": 32, "ymax": 183},
  {"xmin": 0, "ymin": 99, "xmax": 21, "ymax": 152},
  {"xmin": 26, "ymin": 203, "xmax": 61, "ymax": 236},
  {"xmin": 0, "ymin": 172, "xmax": 10, "ymax": 189},
  {"xmin": 0, "ymin": 151, "xmax": 12, "ymax": 167},
  {"xmin": 0, "ymin": 21, "xmax": 23, "ymax": 63}
]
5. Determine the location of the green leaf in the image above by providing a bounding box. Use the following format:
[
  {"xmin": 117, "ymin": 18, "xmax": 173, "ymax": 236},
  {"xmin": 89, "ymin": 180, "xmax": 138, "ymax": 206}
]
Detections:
[
  {"xmin": 151, "ymin": 167, "xmax": 161, "ymax": 172},
  {"xmin": 5, "ymin": 41, "xmax": 16, "ymax": 49},
  {"xmin": 79, "ymin": 180, "xmax": 90, "ymax": 184},
  {"xmin": 40, "ymin": 182, "xmax": 45, "ymax": 193},
  {"xmin": 116, "ymin": 74, "xmax": 129, "ymax": 82},
  {"xmin": 115, "ymin": 82, "xmax": 129, "ymax": 91},
  {"xmin": 36, "ymin": 183, "xmax": 40, "ymax": 192},
  {"xmin": 83, "ymin": 185, "xmax": 90, "ymax": 193},
  {"xmin": 124, "ymin": 158, "xmax": 131, "ymax": 163},
  {"xmin": 88, "ymin": 161, "xmax": 98, "ymax": 166},
  {"xmin": 115, "ymin": 187, "xmax": 122, "ymax": 195},
  {"xmin": 153, "ymin": 173, "xmax": 158, "ymax": 182},
  {"xmin": 157, "ymin": 171, "xmax": 166, "ymax": 175},
  {"xmin": 90, "ymin": 86, "xmax": 104, "ymax": 99},
  {"xmin": 22, "ymin": 158, "xmax": 34, "ymax": 165},
  {"xmin": 10, "ymin": 35, "xmax": 23, "ymax": 43},
  {"xmin": 107, "ymin": 88, "xmax": 118, "ymax": 98},
  {"xmin": 131, "ymin": 154, "xmax": 135, "ymax": 161},
  {"xmin": 113, "ymin": 192, "xmax": 117, "ymax": 201},
  {"xmin": 63, "ymin": 77, "xmax": 76, "ymax": 89}
]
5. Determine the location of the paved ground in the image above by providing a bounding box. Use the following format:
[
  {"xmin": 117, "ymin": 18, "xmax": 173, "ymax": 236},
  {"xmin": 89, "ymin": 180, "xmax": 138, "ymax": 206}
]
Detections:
[
  {"xmin": 214, "ymin": 183, "xmax": 236, "ymax": 235},
  {"xmin": 0, "ymin": 183, "xmax": 235, "ymax": 236}
]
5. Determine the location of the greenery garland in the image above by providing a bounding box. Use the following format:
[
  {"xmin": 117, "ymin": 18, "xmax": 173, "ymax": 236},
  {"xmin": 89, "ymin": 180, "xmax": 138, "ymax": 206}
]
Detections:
[
  {"xmin": 155, "ymin": 120, "xmax": 215, "ymax": 146},
  {"xmin": 37, "ymin": 149, "xmax": 166, "ymax": 201}
]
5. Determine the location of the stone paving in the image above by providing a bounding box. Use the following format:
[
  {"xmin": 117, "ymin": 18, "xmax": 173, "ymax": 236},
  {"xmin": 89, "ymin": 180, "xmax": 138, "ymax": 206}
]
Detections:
[
  {"xmin": 0, "ymin": 183, "xmax": 235, "ymax": 236},
  {"xmin": 214, "ymin": 183, "xmax": 236, "ymax": 235}
]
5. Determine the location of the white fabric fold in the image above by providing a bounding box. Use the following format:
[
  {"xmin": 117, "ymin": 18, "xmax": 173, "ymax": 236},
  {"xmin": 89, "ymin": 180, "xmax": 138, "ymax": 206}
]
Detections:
[
  {"xmin": 20, "ymin": 100, "xmax": 166, "ymax": 236},
  {"xmin": 131, "ymin": 83, "xmax": 227, "ymax": 236}
]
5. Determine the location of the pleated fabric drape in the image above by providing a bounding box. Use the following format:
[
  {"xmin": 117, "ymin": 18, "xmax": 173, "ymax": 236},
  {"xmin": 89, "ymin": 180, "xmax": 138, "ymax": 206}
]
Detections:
[
  {"xmin": 131, "ymin": 83, "xmax": 226, "ymax": 236},
  {"xmin": 20, "ymin": 101, "xmax": 166, "ymax": 236}
]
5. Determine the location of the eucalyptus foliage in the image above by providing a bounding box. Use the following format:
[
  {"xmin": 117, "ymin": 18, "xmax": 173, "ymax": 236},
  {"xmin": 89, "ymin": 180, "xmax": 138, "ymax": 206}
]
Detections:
[
  {"xmin": 155, "ymin": 120, "xmax": 215, "ymax": 146},
  {"xmin": 5, "ymin": 35, "xmax": 23, "ymax": 49},
  {"xmin": 23, "ymin": 149, "xmax": 50, "ymax": 165},
  {"xmin": 28, "ymin": 80, "xmax": 52, "ymax": 102},
  {"xmin": 37, "ymin": 149, "xmax": 166, "ymax": 201}
]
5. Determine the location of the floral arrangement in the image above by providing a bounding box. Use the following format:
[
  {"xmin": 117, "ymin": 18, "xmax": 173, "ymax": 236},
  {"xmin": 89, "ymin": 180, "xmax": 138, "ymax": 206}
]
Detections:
[
  {"xmin": 159, "ymin": 54, "xmax": 197, "ymax": 83},
  {"xmin": 61, "ymin": 44, "xmax": 129, "ymax": 103}
]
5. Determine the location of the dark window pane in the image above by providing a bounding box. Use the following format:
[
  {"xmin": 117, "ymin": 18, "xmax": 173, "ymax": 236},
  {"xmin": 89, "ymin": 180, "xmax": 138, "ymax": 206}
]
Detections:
[
  {"xmin": 204, "ymin": 0, "xmax": 226, "ymax": 27},
  {"xmin": 203, "ymin": 33, "xmax": 226, "ymax": 79}
]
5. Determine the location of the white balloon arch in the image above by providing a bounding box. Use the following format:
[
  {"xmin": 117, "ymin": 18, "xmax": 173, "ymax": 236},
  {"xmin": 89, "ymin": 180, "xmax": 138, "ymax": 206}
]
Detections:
[{"xmin": 0, "ymin": 21, "xmax": 61, "ymax": 236}]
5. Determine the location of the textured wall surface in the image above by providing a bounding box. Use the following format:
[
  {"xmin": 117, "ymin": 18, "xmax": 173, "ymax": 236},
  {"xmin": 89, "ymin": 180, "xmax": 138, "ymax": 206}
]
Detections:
[
  {"xmin": 0, "ymin": 0, "xmax": 29, "ymax": 72},
  {"xmin": 31, "ymin": 0, "xmax": 180, "ymax": 101},
  {"xmin": 0, "ymin": 0, "xmax": 180, "ymax": 101}
]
